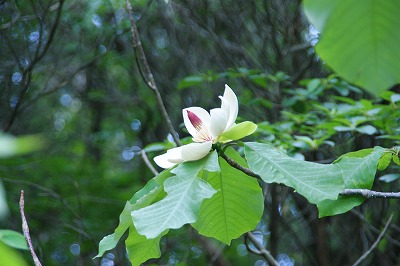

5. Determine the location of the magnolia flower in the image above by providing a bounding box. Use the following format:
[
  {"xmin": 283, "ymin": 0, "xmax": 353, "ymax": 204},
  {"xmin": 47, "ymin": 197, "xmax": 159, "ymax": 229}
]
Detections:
[{"xmin": 154, "ymin": 84, "xmax": 257, "ymax": 168}]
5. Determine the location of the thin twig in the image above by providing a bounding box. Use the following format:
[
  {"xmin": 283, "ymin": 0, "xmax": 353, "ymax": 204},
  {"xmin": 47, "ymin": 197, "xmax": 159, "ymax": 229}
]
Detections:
[
  {"xmin": 246, "ymin": 232, "xmax": 279, "ymax": 266},
  {"xmin": 125, "ymin": 0, "xmax": 181, "ymax": 146},
  {"xmin": 352, "ymin": 214, "xmax": 393, "ymax": 266},
  {"xmin": 340, "ymin": 189, "xmax": 400, "ymax": 199},
  {"xmin": 20, "ymin": 190, "xmax": 42, "ymax": 266},
  {"xmin": 140, "ymin": 150, "xmax": 159, "ymax": 175}
]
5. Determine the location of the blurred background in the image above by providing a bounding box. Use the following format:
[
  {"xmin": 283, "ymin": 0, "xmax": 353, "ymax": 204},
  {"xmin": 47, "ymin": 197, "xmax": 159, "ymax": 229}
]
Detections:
[{"xmin": 1, "ymin": 0, "xmax": 399, "ymax": 265}]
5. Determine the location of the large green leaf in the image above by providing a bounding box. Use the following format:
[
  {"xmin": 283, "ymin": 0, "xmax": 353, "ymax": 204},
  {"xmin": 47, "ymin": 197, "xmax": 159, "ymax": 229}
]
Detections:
[
  {"xmin": 193, "ymin": 148, "xmax": 263, "ymax": 245},
  {"xmin": 317, "ymin": 147, "xmax": 385, "ymax": 217},
  {"xmin": 131, "ymin": 152, "xmax": 219, "ymax": 239},
  {"xmin": 96, "ymin": 169, "xmax": 172, "ymax": 258},
  {"xmin": 303, "ymin": 0, "xmax": 400, "ymax": 96},
  {"xmin": 245, "ymin": 142, "xmax": 344, "ymax": 204}
]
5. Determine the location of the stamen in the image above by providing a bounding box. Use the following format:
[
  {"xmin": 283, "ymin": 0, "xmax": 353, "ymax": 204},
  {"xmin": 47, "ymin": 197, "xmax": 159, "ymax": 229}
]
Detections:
[
  {"xmin": 187, "ymin": 110, "xmax": 203, "ymax": 131},
  {"xmin": 187, "ymin": 110, "xmax": 213, "ymax": 142}
]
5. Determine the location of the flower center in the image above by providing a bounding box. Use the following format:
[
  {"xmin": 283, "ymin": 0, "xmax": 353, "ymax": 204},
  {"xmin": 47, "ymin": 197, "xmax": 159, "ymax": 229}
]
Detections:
[{"xmin": 186, "ymin": 110, "xmax": 213, "ymax": 142}]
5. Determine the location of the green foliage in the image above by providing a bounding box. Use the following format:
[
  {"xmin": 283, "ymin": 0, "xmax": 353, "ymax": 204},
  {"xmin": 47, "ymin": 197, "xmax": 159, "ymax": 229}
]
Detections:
[
  {"xmin": 0, "ymin": 134, "xmax": 44, "ymax": 158},
  {"xmin": 131, "ymin": 154, "xmax": 218, "ymax": 239},
  {"xmin": 0, "ymin": 242, "xmax": 27, "ymax": 266},
  {"xmin": 0, "ymin": 230, "xmax": 28, "ymax": 250},
  {"xmin": 192, "ymin": 149, "xmax": 263, "ymax": 245},
  {"xmin": 317, "ymin": 147, "xmax": 385, "ymax": 217},
  {"xmin": 303, "ymin": 0, "xmax": 400, "ymax": 95},
  {"xmin": 245, "ymin": 142, "xmax": 344, "ymax": 204}
]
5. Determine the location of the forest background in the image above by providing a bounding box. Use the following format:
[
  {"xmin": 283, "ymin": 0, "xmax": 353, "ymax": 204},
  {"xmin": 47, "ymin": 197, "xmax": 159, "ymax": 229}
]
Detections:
[{"xmin": 1, "ymin": 0, "xmax": 400, "ymax": 265}]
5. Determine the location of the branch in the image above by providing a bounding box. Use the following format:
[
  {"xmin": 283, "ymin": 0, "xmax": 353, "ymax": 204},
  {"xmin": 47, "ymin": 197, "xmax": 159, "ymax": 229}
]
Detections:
[
  {"xmin": 340, "ymin": 189, "xmax": 400, "ymax": 199},
  {"xmin": 19, "ymin": 190, "xmax": 42, "ymax": 266},
  {"xmin": 220, "ymin": 152, "xmax": 400, "ymax": 199},
  {"xmin": 219, "ymin": 152, "xmax": 261, "ymax": 180},
  {"xmin": 125, "ymin": 0, "xmax": 181, "ymax": 146},
  {"xmin": 140, "ymin": 150, "xmax": 159, "ymax": 176},
  {"xmin": 245, "ymin": 232, "xmax": 279, "ymax": 266},
  {"xmin": 352, "ymin": 214, "xmax": 393, "ymax": 266}
]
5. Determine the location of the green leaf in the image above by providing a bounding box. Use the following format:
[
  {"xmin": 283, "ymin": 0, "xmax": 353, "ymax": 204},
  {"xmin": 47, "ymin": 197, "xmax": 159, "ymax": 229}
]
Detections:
[
  {"xmin": 393, "ymin": 155, "xmax": 400, "ymax": 165},
  {"xmin": 303, "ymin": 0, "xmax": 400, "ymax": 96},
  {"xmin": 177, "ymin": 75, "xmax": 206, "ymax": 90},
  {"xmin": 96, "ymin": 169, "xmax": 172, "ymax": 258},
  {"xmin": 0, "ymin": 230, "xmax": 28, "ymax": 250},
  {"xmin": 131, "ymin": 156, "xmax": 218, "ymax": 239},
  {"xmin": 317, "ymin": 147, "xmax": 385, "ymax": 217},
  {"xmin": 356, "ymin": 125, "xmax": 377, "ymax": 135},
  {"xmin": 377, "ymin": 152, "xmax": 392, "ymax": 171},
  {"xmin": 0, "ymin": 242, "xmax": 27, "ymax": 266},
  {"xmin": 244, "ymin": 142, "xmax": 344, "ymax": 204},
  {"xmin": 334, "ymin": 148, "xmax": 374, "ymax": 161},
  {"xmin": 125, "ymin": 226, "xmax": 167, "ymax": 266},
  {"xmin": 0, "ymin": 134, "xmax": 44, "ymax": 158},
  {"xmin": 379, "ymin": 173, "xmax": 400, "ymax": 183},
  {"xmin": 218, "ymin": 121, "xmax": 257, "ymax": 143},
  {"xmin": 193, "ymin": 148, "xmax": 263, "ymax": 245}
]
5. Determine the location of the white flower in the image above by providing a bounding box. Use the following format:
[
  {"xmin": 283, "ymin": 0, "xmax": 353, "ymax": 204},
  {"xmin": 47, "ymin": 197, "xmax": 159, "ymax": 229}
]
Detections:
[{"xmin": 154, "ymin": 84, "xmax": 256, "ymax": 168}]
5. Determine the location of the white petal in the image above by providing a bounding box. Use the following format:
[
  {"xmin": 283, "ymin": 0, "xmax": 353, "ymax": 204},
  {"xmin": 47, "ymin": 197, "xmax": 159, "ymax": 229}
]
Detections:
[
  {"xmin": 165, "ymin": 147, "xmax": 184, "ymax": 163},
  {"xmin": 220, "ymin": 84, "xmax": 238, "ymax": 130},
  {"xmin": 181, "ymin": 141, "xmax": 212, "ymax": 161},
  {"xmin": 182, "ymin": 107, "xmax": 211, "ymax": 137},
  {"xmin": 154, "ymin": 152, "xmax": 179, "ymax": 168},
  {"xmin": 209, "ymin": 108, "xmax": 228, "ymax": 138}
]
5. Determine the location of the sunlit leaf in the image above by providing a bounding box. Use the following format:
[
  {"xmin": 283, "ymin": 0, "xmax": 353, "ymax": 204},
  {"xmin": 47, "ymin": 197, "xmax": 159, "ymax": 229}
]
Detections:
[
  {"xmin": 193, "ymin": 148, "xmax": 263, "ymax": 244},
  {"xmin": 303, "ymin": 0, "xmax": 400, "ymax": 95},
  {"xmin": 244, "ymin": 142, "xmax": 344, "ymax": 204},
  {"xmin": 218, "ymin": 121, "xmax": 257, "ymax": 142},
  {"xmin": 0, "ymin": 242, "xmax": 27, "ymax": 266},
  {"xmin": 131, "ymin": 155, "xmax": 219, "ymax": 239}
]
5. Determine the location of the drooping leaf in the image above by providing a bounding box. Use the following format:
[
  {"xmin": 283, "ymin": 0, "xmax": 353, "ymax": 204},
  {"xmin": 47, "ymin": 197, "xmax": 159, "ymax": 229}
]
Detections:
[
  {"xmin": 317, "ymin": 147, "xmax": 385, "ymax": 217},
  {"xmin": 125, "ymin": 226, "xmax": 167, "ymax": 266},
  {"xmin": 244, "ymin": 142, "xmax": 344, "ymax": 204},
  {"xmin": 303, "ymin": 0, "xmax": 400, "ymax": 96},
  {"xmin": 0, "ymin": 230, "xmax": 28, "ymax": 250},
  {"xmin": 131, "ymin": 154, "xmax": 219, "ymax": 239},
  {"xmin": 96, "ymin": 169, "xmax": 172, "ymax": 258},
  {"xmin": 193, "ymin": 148, "xmax": 263, "ymax": 245}
]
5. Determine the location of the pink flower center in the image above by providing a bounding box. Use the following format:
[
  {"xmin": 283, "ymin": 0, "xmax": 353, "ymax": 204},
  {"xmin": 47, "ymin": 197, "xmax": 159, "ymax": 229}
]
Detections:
[
  {"xmin": 187, "ymin": 110, "xmax": 203, "ymax": 131},
  {"xmin": 186, "ymin": 110, "xmax": 212, "ymax": 142}
]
